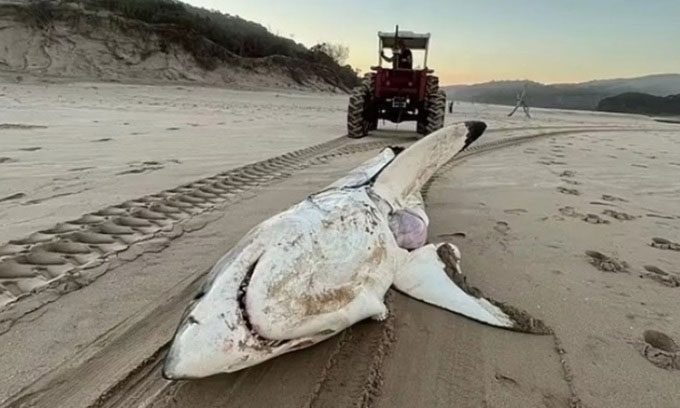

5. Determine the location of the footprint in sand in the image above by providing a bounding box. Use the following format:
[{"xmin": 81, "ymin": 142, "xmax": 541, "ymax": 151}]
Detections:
[
  {"xmin": 494, "ymin": 372, "xmax": 519, "ymax": 387},
  {"xmin": 560, "ymin": 207, "xmax": 610, "ymax": 224},
  {"xmin": 582, "ymin": 214, "xmax": 609, "ymax": 224},
  {"xmin": 0, "ymin": 193, "xmax": 26, "ymax": 203},
  {"xmin": 0, "ymin": 123, "xmax": 47, "ymax": 130},
  {"xmin": 438, "ymin": 232, "xmax": 467, "ymax": 239},
  {"xmin": 646, "ymin": 213, "xmax": 674, "ymax": 220},
  {"xmin": 559, "ymin": 170, "xmax": 576, "ymax": 178},
  {"xmin": 117, "ymin": 163, "xmax": 164, "ymax": 175},
  {"xmin": 650, "ymin": 238, "xmax": 680, "ymax": 251},
  {"xmin": 558, "ymin": 206, "xmax": 581, "ymax": 218},
  {"xmin": 631, "ymin": 164, "xmax": 648, "ymax": 168},
  {"xmin": 116, "ymin": 160, "xmax": 180, "ymax": 176},
  {"xmin": 0, "ymin": 157, "xmax": 17, "ymax": 164},
  {"xmin": 585, "ymin": 250, "xmax": 628, "ymax": 273},
  {"xmin": 494, "ymin": 221, "xmax": 510, "ymax": 234},
  {"xmin": 590, "ymin": 201, "xmax": 614, "ymax": 206},
  {"xmin": 637, "ymin": 330, "xmax": 680, "ymax": 370},
  {"xmin": 562, "ymin": 179, "xmax": 581, "ymax": 185},
  {"xmin": 504, "ymin": 209, "xmax": 528, "ymax": 215},
  {"xmin": 603, "ymin": 209, "xmax": 637, "ymax": 221},
  {"xmin": 166, "ymin": 127, "xmax": 181, "ymax": 131},
  {"xmin": 538, "ymin": 159, "xmax": 567, "ymax": 165},
  {"xmin": 19, "ymin": 147, "xmax": 42, "ymax": 152},
  {"xmin": 601, "ymin": 194, "xmax": 627, "ymax": 202},
  {"xmin": 641, "ymin": 266, "xmax": 680, "ymax": 288},
  {"xmin": 557, "ymin": 187, "xmax": 580, "ymax": 196},
  {"xmin": 92, "ymin": 138, "xmax": 113, "ymax": 143}
]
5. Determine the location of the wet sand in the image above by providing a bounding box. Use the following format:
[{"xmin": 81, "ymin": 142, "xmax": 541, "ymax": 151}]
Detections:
[{"xmin": 1, "ymin": 82, "xmax": 679, "ymax": 408}]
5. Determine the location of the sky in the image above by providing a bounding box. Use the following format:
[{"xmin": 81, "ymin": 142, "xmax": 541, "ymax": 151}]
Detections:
[{"xmin": 186, "ymin": 0, "xmax": 680, "ymax": 85}]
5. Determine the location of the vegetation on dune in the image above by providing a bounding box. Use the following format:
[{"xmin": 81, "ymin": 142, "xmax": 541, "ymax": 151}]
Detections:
[{"xmin": 90, "ymin": 0, "xmax": 309, "ymax": 59}]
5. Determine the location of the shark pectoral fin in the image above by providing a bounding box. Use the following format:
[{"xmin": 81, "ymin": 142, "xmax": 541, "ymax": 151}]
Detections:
[{"xmin": 392, "ymin": 244, "xmax": 516, "ymax": 329}]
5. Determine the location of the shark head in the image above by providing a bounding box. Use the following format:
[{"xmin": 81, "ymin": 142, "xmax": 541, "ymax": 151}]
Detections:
[{"xmin": 162, "ymin": 222, "xmax": 335, "ymax": 380}]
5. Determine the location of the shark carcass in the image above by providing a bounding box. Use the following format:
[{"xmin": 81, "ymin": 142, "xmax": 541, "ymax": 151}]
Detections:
[{"xmin": 163, "ymin": 121, "xmax": 527, "ymax": 379}]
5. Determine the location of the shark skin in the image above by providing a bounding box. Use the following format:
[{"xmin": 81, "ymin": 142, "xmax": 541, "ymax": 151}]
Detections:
[{"xmin": 162, "ymin": 121, "xmax": 516, "ymax": 379}]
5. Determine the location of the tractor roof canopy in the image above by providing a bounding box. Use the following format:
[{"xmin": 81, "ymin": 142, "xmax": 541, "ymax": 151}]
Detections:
[{"xmin": 378, "ymin": 31, "xmax": 430, "ymax": 50}]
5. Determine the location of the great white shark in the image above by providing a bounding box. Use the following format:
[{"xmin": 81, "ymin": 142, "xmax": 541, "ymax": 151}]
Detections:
[{"xmin": 163, "ymin": 121, "xmax": 526, "ymax": 379}]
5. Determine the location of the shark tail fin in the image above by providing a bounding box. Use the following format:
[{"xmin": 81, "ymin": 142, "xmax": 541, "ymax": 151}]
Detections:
[{"xmin": 372, "ymin": 121, "xmax": 486, "ymax": 204}]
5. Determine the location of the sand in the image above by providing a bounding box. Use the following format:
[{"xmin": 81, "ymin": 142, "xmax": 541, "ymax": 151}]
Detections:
[
  {"xmin": 0, "ymin": 81, "xmax": 352, "ymax": 240},
  {"xmin": 1, "ymin": 81, "xmax": 679, "ymax": 408}
]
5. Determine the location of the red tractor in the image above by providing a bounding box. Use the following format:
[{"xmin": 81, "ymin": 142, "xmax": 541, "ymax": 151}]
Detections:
[{"xmin": 347, "ymin": 27, "xmax": 446, "ymax": 138}]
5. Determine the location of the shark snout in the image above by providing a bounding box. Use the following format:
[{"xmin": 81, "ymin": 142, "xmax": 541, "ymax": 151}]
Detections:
[{"xmin": 163, "ymin": 313, "xmax": 207, "ymax": 380}]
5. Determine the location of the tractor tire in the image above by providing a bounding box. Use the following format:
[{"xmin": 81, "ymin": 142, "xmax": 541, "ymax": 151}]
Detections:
[
  {"xmin": 366, "ymin": 74, "xmax": 378, "ymax": 131},
  {"xmin": 347, "ymin": 75, "xmax": 376, "ymax": 138},
  {"xmin": 426, "ymin": 75, "xmax": 439, "ymax": 96},
  {"xmin": 424, "ymin": 90, "xmax": 447, "ymax": 134},
  {"xmin": 417, "ymin": 76, "xmax": 445, "ymax": 136}
]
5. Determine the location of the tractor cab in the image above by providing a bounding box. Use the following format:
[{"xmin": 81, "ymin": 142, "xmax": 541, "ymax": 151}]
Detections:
[
  {"xmin": 347, "ymin": 26, "xmax": 446, "ymax": 139},
  {"xmin": 376, "ymin": 30, "xmax": 431, "ymax": 70}
]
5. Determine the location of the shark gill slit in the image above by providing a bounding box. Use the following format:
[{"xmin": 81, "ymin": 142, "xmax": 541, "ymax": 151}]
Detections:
[{"xmin": 236, "ymin": 256, "xmax": 291, "ymax": 346}]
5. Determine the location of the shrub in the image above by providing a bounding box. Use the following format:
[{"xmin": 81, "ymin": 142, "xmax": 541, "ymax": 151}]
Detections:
[{"xmin": 25, "ymin": 0, "xmax": 56, "ymax": 28}]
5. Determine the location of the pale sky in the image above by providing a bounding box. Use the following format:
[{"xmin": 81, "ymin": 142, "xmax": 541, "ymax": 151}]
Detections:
[{"xmin": 186, "ymin": 0, "xmax": 680, "ymax": 85}]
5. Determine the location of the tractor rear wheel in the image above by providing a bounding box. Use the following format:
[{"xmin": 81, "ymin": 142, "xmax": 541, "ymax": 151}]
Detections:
[
  {"xmin": 347, "ymin": 75, "xmax": 375, "ymax": 138},
  {"xmin": 417, "ymin": 76, "xmax": 445, "ymax": 136},
  {"xmin": 425, "ymin": 90, "xmax": 446, "ymax": 134}
]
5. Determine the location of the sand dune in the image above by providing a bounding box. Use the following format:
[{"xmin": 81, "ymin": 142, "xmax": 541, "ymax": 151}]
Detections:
[{"xmin": 0, "ymin": 1, "xmax": 342, "ymax": 92}]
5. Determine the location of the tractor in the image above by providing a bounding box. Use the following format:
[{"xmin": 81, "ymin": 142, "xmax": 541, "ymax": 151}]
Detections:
[{"xmin": 347, "ymin": 26, "xmax": 446, "ymax": 138}]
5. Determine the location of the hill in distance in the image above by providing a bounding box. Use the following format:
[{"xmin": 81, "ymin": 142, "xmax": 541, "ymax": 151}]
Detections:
[
  {"xmin": 444, "ymin": 74, "xmax": 680, "ymax": 111},
  {"xmin": 597, "ymin": 92, "xmax": 680, "ymax": 116}
]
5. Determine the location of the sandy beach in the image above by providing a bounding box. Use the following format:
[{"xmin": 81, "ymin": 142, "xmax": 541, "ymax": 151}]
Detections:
[{"xmin": 1, "ymin": 81, "xmax": 679, "ymax": 408}]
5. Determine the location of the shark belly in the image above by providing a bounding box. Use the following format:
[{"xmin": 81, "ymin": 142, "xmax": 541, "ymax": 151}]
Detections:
[{"xmin": 245, "ymin": 187, "xmax": 399, "ymax": 341}]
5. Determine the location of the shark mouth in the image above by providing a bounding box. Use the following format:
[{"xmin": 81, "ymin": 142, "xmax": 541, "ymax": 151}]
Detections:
[{"xmin": 236, "ymin": 259, "xmax": 290, "ymax": 349}]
